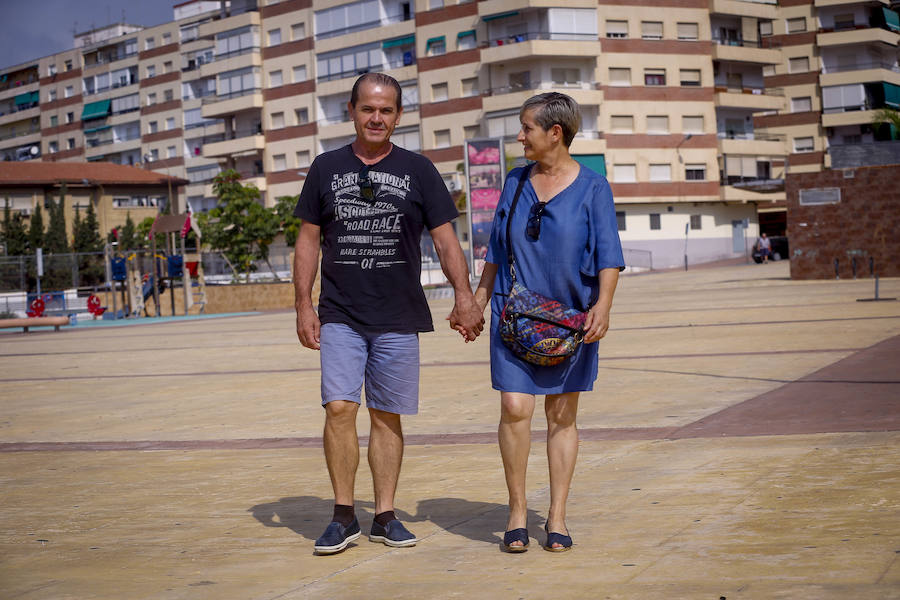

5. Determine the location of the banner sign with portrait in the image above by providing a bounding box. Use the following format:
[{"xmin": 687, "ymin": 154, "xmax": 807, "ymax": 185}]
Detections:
[{"xmin": 464, "ymin": 138, "xmax": 505, "ymax": 277}]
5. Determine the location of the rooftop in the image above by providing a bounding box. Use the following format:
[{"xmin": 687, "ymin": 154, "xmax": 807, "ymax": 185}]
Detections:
[{"xmin": 0, "ymin": 162, "xmax": 189, "ymax": 187}]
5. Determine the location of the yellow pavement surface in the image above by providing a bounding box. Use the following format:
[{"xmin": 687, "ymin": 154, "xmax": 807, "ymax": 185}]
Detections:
[{"xmin": 1, "ymin": 262, "xmax": 899, "ymax": 599}]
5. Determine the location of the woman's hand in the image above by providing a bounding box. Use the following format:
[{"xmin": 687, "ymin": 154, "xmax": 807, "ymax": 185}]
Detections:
[{"xmin": 583, "ymin": 303, "xmax": 610, "ymax": 343}]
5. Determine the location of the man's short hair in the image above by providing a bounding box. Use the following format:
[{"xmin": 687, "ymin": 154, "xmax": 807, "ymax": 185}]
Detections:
[
  {"xmin": 350, "ymin": 73, "xmax": 403, "ymax": 111},
  {"xmin": 520, "ymin": 92, "xmax": 580, "ymax": 147}
]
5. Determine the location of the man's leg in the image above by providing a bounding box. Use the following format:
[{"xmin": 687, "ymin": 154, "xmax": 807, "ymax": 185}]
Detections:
[
  {"xmin": 498, "ymin": 392, "xmax": 536, "ymax": 543},
  {"xmin": 368, "ymin": 407, "xmax": 403, "ymax": 514},
  {"xmin": 324, "ymin": 400, "xmax": 360, "ymax": 506}
]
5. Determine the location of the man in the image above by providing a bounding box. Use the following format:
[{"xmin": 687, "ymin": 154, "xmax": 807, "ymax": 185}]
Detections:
[
  {"xmin": 757, "ymin": 232, "xmax": 772, "ymax": 264},
  {"xmin": 293, "ymin": 73, "xmax": 484, "ymax": 555}
]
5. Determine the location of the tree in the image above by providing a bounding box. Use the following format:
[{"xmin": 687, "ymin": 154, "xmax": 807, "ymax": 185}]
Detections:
[
  {"xmin": 118, "ymin": 212, "xmax": 138, "ymax": 251},
  {"xmin": 45, "ymin": 185, "xmax": 70, "ymax": 254},
  {"xmin": 198, "ymin": 170, "xmax": 281, "ymax": 282},
  {"xmin": 2, "ymin": 197, "xmax": 28, "ymax": 256},
  {"xmin": 74, "ymin": 200, "xmax": 103, "ymax": 253},
  {"xmin": 27, "ymin": 202, "xmax": 44, "ymax": 253},
  {"xmin": 135, "ymin": 216, "xmax": 155, "ymax": 248},
  {"xmin": 273, "ymin": 195, "xmax": 303, "ymax": 247},
  {"xmin": 871, "ymin": 108, "xmax": 900, "ymax": 140}
]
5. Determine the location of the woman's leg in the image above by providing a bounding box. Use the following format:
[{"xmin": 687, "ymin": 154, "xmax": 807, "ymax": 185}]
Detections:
[
  {"xmin": 498, "ymin": 392, "xmax": 536, "ymax": 542},
  {"xmin": 545, "ymin": 392, "xmax": 579, "ymax": 544}
]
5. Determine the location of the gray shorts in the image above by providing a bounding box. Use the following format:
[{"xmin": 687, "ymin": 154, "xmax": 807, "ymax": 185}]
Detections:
[{"xmin": 319, "ymin": 322, "xmax": 420, "ymax": 415}]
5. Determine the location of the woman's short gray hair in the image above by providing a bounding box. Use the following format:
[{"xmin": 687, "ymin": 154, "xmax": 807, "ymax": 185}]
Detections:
[{"xmin": 520, "ymin": 92, "xmax": 580, "ymax": 147}]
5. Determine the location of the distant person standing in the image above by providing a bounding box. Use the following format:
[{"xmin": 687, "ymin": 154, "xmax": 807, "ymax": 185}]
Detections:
[
  {"xmin": 756, "ymin": 232, "xmax": 772, "ymax": 263},
  {"xmin": 292, "ymin": 73, "xmax": 483, "ymax": 554}
]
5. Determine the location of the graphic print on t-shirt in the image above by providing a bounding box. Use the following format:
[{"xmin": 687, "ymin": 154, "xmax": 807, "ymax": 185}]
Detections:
[{"xmin": 330, "ymin": 168, "xmax": 412, "ymax": 271}]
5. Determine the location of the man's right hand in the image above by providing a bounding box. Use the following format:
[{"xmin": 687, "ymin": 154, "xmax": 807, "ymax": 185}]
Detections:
[{"xmin": 296, "ymin": 304, "xmax": 321, "ymax": 350}]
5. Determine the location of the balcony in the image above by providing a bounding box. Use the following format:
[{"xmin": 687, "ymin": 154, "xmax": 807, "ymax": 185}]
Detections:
[
  {"xmin": 201, "ymin": 88, "xmax": 263, "ymax": 118},
  {"xmin": 0, "ymin": 125, "xmax": 40, "ymax": 143},
  {"xmin": 316, "ymin": 12, "xmax": 413, "ymax": 41},
  {"xmin": 709, "ymin": 0, "xmax": 777, "ymax": 19},
  {"xmin": 482, "ymin": 82, "xmax": 601, "ymax": 112},
  {"xmin": 712, "ymin": 38, "xmax": 782, "ymax": 65},
  {"xmin": 817, "ymin": 26, "xmax": 898, "ymax": 49},
  {"xmin": 480, "ymin": 32, "xmax": 601, "ymax": 63},
  {"xmin": 718, "ymin": 133, "xmax": 786, "ymax": 157},
  {"xmin": 819, "ymin": 62, "xmax": 900, "ymax": 87},
  {"xmin": 202, "ymin": 129, "xmax": 265, "ymax": 159},
  {"xmin": 714, "ymin": 87, "xmax": 784, "ymax": 111}
]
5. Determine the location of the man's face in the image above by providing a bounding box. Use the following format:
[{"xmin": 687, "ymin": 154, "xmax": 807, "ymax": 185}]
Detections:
[{"xmin": 348, "ymin": 82, "xmax": 402, "ymax": 148}]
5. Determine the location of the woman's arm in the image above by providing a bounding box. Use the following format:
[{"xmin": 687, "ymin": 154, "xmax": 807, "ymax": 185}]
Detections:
[
  {"xmin": 583, "ymin": 267, "xmax": 619, "ymax": 343},
  {"xmin": 474, "ymin": 261, "xmax": 499, "ymax": 313}
]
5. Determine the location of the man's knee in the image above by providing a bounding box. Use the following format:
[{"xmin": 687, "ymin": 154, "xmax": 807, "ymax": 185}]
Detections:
[{"xmin": 325, "ymin": 399, "xmax": 359, "ymax": 424}]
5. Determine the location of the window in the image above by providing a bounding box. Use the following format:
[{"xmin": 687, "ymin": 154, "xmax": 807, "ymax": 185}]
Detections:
[
  {"xmin": 613, "ymin": 164, "xmax": 636, "ymax": 182},
  {"xmin": 48, "ymin": 63, "xmax": 57, "ymax": 76},
  {"xmin": 685, "ymin": 164, "xmax": 706, "ymax": 180},
  {"xmin": 794, "ymin": 136, "xmax": 814, "ymax": 152},
  {"xmin": 217, "ymin": 66, "xmax": 260, "ymax": 97},
  {"xmin": 216, "ymin": 26, "xmax": 260, "ymax": 59},
  {"xmin": 149, "ymin": 149, "xmax": 159, "ymax": 161},
  {"xmin": 316, "ymin": 42, "xmax": 381, "ymax": 81},
  {"xmin": 487, "ymin": 110, "xmax": 522, "ymax": 138},
  {"xmin": 431, "ymin": 82, "xmax": 448, "ymax": 102},
  {"xmin": 291, "ymin": 23, "xmax": 306, "ymax": 40},
  {"xmin": 64, "ymin": 85, "xmax": 74, "ymax": 98},
  {"xmin": 271, "ymin": 111, "xmax": 285, "ymax": 129},
  {"xmin": 644, "ymin": 68, "xmax": 666, "ymax": 86},
  {"xmin": 649, "ymin": 164, "xmax": 671, "ymax": 181},
  {"xmin": 293, "ymin": 65, "xmax": 307, "ymax": 82},
  {"xmin": 273, "ymin": 153, "xmax": 286, "ymax": 171},
  {"xmin": 296, "ymin": 150, "xmax": 311, "ymax": 168},
  {"xmin": 690, "ymin": 214, "xmax": 702, "ymax": 230},
  {"xmin": 609, "ymin": 67, "xmax": 631, "ymax": 86},
  {"xmin": 429, "ymin": 0, "xmax": 443, "ymax": 8},
  {"xmin": 427, "ymin": 36, "xmax": 446, "ymax": 56},
  {"xmin": 148, "ymin": 121, "xmax": 158, "ymax": 134},
  {"xmin": 606, "ymin": 20, "xmax": 627, "ymax": 38},
  {"xmin": 458, "ymin": 30, "xmax": 477, "ymax": 51},
  {"xmin": 295, "ymin": 107, "xmax": 309, "ymax": 124},
  {"xmin": 677, "ymin": 22, "xmax": 698, "ymax": 41},
  {"xmin": 792, "ymin": 97, "xmax": 812, "ymax": 112},
  {"xmin": 641, "ymin": 21, "xmax": 663, "ymax": 40},
  {"xmin": 48, "ymin": 141, "xmax": 59, "ymax": 153},
  {"xmin": 649, "ymin": 213, "xmax": 661, "ymax": 230},
  {"xmin": 616, "ymin": 211, "xmax": 626, "ymax": 231},
  {"xmin": 164, "ymin": 89, "xmax": 173, "ymax": 102},
  {"xmin": 146, "ymin": 65, "xmax": 156, "ymax": 78},
  {"xmin": 647, "ymin": 115, "xmax": 669, "ymax": 134},
  {"xmin": 759, "ymin": 20, "xmax": 773, "ymax": 36},
  {"xmin": 167, "ymin": 145, "xmax": 176, "ymax": 158},
  {"xmin": 834, "ymin": 14, "xmax": 855, "ymax": 31},
  {"xmin": 789, "ymin": 57, "xmax": 809, "ymax": 73},
  {"xmin": 66, "ymin": 111, "xmax": 74, "ymax": 123},
  {"xmin": 145, "ymin": 37, "xmax": 155, "ymax": 50},
  {"xmin": 464, "ymin": 125, "xmax": 480, "ymax": 138},
  {"xmin": 509, "ymin": 71, "xmax": 531, "ymax": 90},
  {"xmin": 48, "ymin": 89, "xmax": 57, "ymax": 102},
  {"xmin": 269, "ymin": 70, "xmax": 283, "ymax": 88},
  {"xmin": 268, "ymin": 29, "xmax": 281, "ymax": 46},
  {"xmin": 147, "ymin": 92, "xmax": 157, "ymax": 106},
  {"xmin": 787, "ymin": 17, "xmax": 806, "ymax": 33},
  {"xmin": 166, "ymin": 117, "xmax": 175, "ymax": 130},
  {"xmin": 315, "ymin": 1, "xmax": 380, "ymax": 38},
  {"xmin": 49, "ymin": 115, "xmax": 58, "ymax": 127},
  {"xmin": 434, "ymin": 129, "xmax": 451, "ymax": 148},
  {"xmin": 461, "ymin": 77, "xmax": 478, "ymax": 97},
  {"xmin": 552, "ymin": 68, "xmax": 579, "ymax": 86},
  {"xmin": 64, "ymin": 59, "xmax": 72, "ymax": 71},
  {"xmin": 680, "ymin": 69, "xmax": 701, "ymax": 87},
  {"xmin": 610, "ymin": 115, "xmax": 633, "ymax": 133},
  {"xmin": 162, "ymin": 32, "xmax": 172, "ymax": 45},
  {"xmin": 67, "ymin": 137, "xmax": 75, "ymax": 150},
  {"xmin": 683, "ymin": 115, "xmax": 704, "ymax": 134}
]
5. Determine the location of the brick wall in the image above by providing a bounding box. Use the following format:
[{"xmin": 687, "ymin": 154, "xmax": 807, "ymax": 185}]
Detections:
[{"xmin": 786, "ymin": 165, "xmax": 900, "ymax": 280}]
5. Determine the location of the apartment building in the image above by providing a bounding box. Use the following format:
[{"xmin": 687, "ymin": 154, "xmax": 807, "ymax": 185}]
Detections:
[{"xmin": 12, "ymin": 0, "xmax": 893, "ymax": 267}]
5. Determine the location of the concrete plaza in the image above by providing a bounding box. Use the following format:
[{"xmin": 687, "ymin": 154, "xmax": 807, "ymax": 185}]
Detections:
[{"xmin": 1, "ymin": 261, "xmax": 898, "ymax": 599}]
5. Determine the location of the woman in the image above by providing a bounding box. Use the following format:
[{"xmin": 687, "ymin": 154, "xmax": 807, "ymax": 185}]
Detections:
[{"xmin": 471, "ymin": 93, "xmax": 624, "ymax": 552}]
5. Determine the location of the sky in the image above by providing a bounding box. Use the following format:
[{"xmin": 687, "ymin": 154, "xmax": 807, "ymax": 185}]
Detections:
[{"xmin": 1, "ymin": 0, "xmax": 174, "ymax": 68}]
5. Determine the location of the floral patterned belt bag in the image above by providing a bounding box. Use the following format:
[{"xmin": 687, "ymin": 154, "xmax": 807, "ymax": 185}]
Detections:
[{"xmin": 499, "ymin": 165, "xmax": 587, "ymax": 367}]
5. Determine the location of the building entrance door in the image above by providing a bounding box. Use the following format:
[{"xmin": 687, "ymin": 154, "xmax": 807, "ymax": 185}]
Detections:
[{"xmin": 732, "ymin": 220, "xmax": 745, "ymax": 253}]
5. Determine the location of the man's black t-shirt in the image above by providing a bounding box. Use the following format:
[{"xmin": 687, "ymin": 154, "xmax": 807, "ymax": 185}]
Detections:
[{"xmin": 294, "ymin": 144, "xmax": 458, "ymax": 333}]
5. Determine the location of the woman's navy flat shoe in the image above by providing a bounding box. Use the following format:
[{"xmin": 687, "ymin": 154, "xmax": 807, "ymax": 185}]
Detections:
[
  {"xmin": 543, "ymin": 525, "xmax": 572, "ymax": 552},
  {"xmin": 502, "ymin": 528, "xmax": 530, "ymax": 552}
]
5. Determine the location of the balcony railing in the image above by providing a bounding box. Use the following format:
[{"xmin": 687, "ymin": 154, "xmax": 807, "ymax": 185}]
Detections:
[
  {"xmin": 213, "ymin": 45, "xmax": 259, "ymax": 62},
  {"xmin": 712, "ymin": 36, "xmax": 763, "ymax": 48},
  {"xmin": 316, "ymin": 58, "xmax": 414, "ymax": 83},
  {"xmin": 718, "ymin": 131, "xmax": 785, "ymax": 141},
  {"xmin": 0, "ymin": 74, "xmax": 39, "ymax": 92},
  {"xmin": 83, "ymin": 50, "xmax": 138, "ymax": 68},
  {"xmin": 316, "ymin": 12, "xmax": 413, "ymax": 41},
  {"xmin": 485, "ymin": 31, "xmax": 598, "ymax": 47},
  {"xmin": 201, "ymin": 87, "xmax": 262, "ymax": 103},
  {"xmin": 224, "ymin": 127, "xmax": 263, "ymax": 139},
  {"xmin": 0, "ymin": 101, "xmax": 40, "ymax": 116},
  {"xmin": 821, "ymin": 61, "xmax": 900, "ymax": 74},
  {"xmin": 0, "ymin": 126, "xmax": 41, "ymax": 142},
  {"xmin": 483, "ymin": 81, "xmax": 600, "ymax": 96}
]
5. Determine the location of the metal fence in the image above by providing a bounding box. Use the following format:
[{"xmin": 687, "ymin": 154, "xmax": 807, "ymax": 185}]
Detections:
[{"xmin": 623, "ymin": 248, "xmax": 653, "ymax": 271}]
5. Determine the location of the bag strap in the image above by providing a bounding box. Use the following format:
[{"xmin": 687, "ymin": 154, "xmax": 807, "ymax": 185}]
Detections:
[{"xmin": 504, "ymin": 163, "xmax": 533, "ymax": 279}]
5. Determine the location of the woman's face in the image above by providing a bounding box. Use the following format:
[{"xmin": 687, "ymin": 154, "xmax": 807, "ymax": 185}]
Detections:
[{"xmin": 517, "ymin": 108, "xmax": 556, "ymax": 160}]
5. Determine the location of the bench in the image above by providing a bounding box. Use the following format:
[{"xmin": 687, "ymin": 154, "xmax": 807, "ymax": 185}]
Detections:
[{"xmin": 0, "ymin": 316, "xmax": 70, "ymax": 332}]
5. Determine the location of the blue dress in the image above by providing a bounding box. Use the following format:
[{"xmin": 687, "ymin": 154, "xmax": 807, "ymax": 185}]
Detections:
[{"xmin": 485, "ymin": 165, "xmax": 625, "ymax": 394}]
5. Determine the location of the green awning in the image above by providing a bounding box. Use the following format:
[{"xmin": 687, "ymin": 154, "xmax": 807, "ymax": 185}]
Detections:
[
  {"xmin": 457, "ymin": 30, "xmax": 475, "ymax": 39},
  {"xmin": 84, "ymin": 125, "xmax": 111, "ymax": 134},
  {"xmin": 81, "ymin": 99, "xmax": 111, "ymax": 120},
  {"xmin": 483, "ymin": 11, "xmax": 519, "ymax": 22},
  {"xmin": 573, "ymin": 154, "xmax": 607, "ymax": 176},
  {"xmin": 87, "ymin": 155, "xmax": 106, "ymax": 162},
  {"xmin": 14, "ymin": 92, "xmax": 33, "ymax": 106},
  {"xmin": 426, "ymin": 36, "xmax": 445, "ymax": 47},
  {"xmin": 383, "ymin": 35, "xmax": 415, "ymax": 49},
  {"xmin": 883, "ymin": 7, "xmax": 900, "ymax": 32},
  {"xmin": 884, "ymin": 82, "xmax": 900, "ymax": 108}
]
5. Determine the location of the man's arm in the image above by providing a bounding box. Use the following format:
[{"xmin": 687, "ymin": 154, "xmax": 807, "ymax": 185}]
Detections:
[
  {"xmin": 430, "ymin": 222, "xmax": 484, "ymax": 341},
  {"xmin": 294, "ymin": 221, "xmax": 322, "ymax": 350}
]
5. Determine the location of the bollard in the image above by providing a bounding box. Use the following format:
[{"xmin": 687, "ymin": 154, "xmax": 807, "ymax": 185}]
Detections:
[
  {"xmin": 852, "ymin": 257, "xmax": 857, "ymax": 279},
  {"xmin": 875, "ymin": 276, "xmax": 880, "ymax": 300},
  {"xmin": 834, "ymin": 258, "xmax": 840, "ymax": 279},
  {"xmin": 869, "ymin": 256, "xmax": 874, "ymax": 277}
]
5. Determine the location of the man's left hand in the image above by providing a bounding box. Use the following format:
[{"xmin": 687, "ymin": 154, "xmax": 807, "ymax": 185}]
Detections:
[{"xmin": 448, "ymin": 294, "xmax": 485, "ymax": 342}]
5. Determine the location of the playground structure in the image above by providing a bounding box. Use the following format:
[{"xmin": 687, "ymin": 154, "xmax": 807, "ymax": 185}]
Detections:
[{"xmin": 102, "ymin": 213, "xmax": 207, "ymax": 319}]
